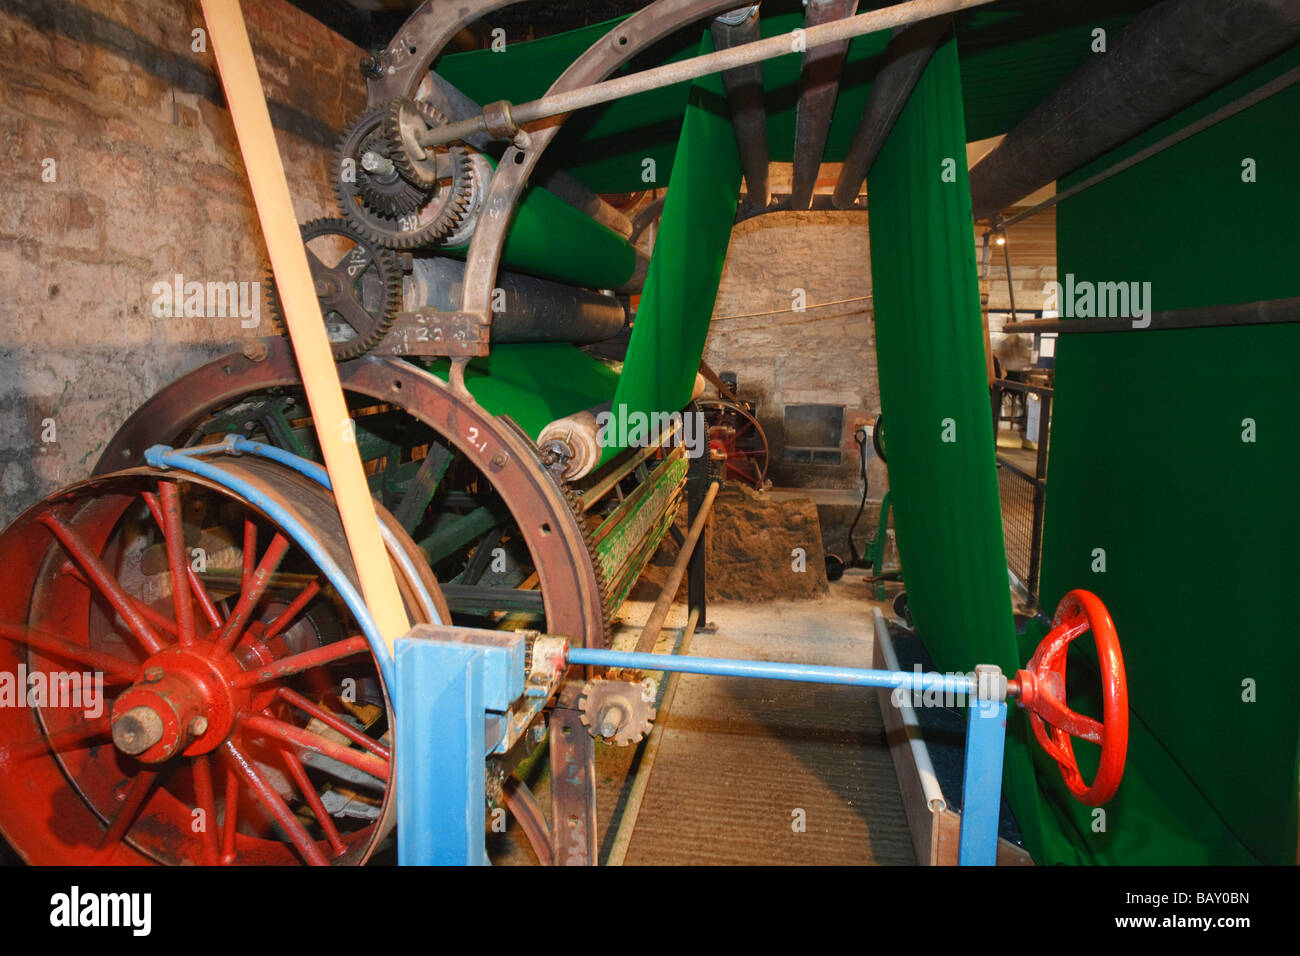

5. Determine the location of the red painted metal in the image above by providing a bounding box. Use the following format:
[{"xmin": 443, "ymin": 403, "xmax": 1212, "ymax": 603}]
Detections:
[
  {"xmin": 0, "ymin": 465, "xmax": 425, "ymax": 864},
  {"xmin": 1015, "ymin": 589, "xmax": 1129, "ymax": 806}
]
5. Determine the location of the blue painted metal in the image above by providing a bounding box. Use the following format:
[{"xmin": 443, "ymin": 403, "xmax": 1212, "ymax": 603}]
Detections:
[
  {"xmin": 958, "ymin": 697, "xmax": 1008, "ymax": 865},
  {"xmin": 568, "ymin": 647, "xmax": 977, "ymax": 696},
  {"xmin": 396, "ymin": 636, "xmax": 488, "ymax": 865},
  {"xmin": 144, "ymin": 443, "xmax": 397, "ymax": 693}
]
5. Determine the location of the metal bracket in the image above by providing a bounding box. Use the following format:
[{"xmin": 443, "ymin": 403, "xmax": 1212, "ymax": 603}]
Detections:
[{"xmin": 372, "ymin": 309, "xmax": 491, "ymax": 357}]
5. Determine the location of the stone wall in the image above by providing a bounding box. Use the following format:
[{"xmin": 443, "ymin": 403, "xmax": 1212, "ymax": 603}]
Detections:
[
  {"xmin": 702, "ymin": 208, "xmax": 885, "ymax": 494},
  {"xmin": 0, "ymin": 0, "xmax": 365, "ymax": 523}
]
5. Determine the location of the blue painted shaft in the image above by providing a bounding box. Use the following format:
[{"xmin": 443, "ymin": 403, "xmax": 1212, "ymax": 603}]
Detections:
[
  {"xmin": 568, "ymin": 647, "xmax": 977, "ymax": 694},
  {"xmin": 958, "ymin": 698, "xmax": 1007, "ymax": 866}
]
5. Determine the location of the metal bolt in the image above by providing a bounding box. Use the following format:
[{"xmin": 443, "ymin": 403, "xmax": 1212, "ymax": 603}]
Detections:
[
  {"xmin": 142, "ymin": 666, "xmax": 164, "ymax": 684},
  {"xmin": 490, "ymin": 451, "xmax": 510, "ymax": 468},
  {"xmin": 241, "ymin": 339, "xmax": 269, "ymax": 362},
  {"xmin": 189, "ymin": 715, "xmax": 208, "ymax": 736}
]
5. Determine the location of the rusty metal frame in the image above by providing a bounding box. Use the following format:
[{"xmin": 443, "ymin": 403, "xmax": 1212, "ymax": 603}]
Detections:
[{"xmin": 95, "ymin": 336, "xmax": 607, "ymax": 653}]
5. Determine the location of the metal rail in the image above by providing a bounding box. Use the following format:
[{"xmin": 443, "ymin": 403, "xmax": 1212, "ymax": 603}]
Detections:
[{"xmin": 417, "ymin": 0, "xmax": 997, "ymax": 149}]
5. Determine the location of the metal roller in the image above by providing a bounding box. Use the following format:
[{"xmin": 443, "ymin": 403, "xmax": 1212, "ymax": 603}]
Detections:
[{"xmin": 407, "ymin": 257, "xmax": 626, "ymax": 345}]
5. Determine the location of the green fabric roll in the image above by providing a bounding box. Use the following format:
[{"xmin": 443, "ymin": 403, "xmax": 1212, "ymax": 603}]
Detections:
[
  {"xmin": 1035, "ymin": 48, "xmax": 1300, "ymax": 865},
  {"xmin": 866, "ymin": 29, "xmax": 1040, "ymax": 855},
  {"xmin": 441, "ymin": 167, "xmax": 637, "ymax": 290}
]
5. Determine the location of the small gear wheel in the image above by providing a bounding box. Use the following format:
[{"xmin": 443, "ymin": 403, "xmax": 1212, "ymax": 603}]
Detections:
[
  {"xmin": 267, "ymin": 218, "xmax": 403, "ymax": 361},
  {"xmin": 336, "ymin": 107, "xmax": 428, "ymax": 218},
  {"xmin": 577, "ymin": 679, "xmax": 656, "ymax": 747},
  {"xmin": 386, "ymin": 97, "xmax": 450, "ymax": 189},
  {"xmin": 336, "ymin": 98, "xmax": 475, "ymax": 250}
]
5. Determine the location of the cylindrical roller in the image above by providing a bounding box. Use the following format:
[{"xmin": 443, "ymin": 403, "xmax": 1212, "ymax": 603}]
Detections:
[
  {"xmin": 441, "ymin": 155, "xmax": 639, "ymax": 292},
  {"xmin": 537, "ymin": 402, "xmax": 611, "ymax": 481},
  {"xmin": 407, "ymin": 257, "xmax": 626, "ymax": 344}
]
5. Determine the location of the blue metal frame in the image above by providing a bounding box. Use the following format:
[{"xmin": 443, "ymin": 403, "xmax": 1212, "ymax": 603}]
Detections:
[{"xmin": 394, "ymin": 640, "xmax": 1010, "ymax": 866}]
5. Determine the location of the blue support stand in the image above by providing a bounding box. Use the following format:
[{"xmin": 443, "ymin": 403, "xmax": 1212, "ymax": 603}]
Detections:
[
  {"xmin": 958, "ymin": 690, "xmax": 1008, "ymax": 866},
  {"xmin": 396, "ymin": 637, "xmax": 489, "ymax": 865}
]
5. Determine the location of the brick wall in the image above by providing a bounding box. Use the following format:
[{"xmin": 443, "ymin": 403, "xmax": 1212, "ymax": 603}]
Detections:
[
  {"xmin": 703, "ymin": 207, "xmax": 886, "ymax": 494},
  {"xmin": 0, "ymin": 0, "xmax": 365, "ymax": 523}
]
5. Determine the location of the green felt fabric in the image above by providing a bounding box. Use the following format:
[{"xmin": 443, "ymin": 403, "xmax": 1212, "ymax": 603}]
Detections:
[
  {"xmin": 1035, "ymin": 47, "xmax": 1300, "ymax": 865},
  {"xmin": 441, "ymin": 161, "xmax": 636, "ymax": 291},
  {"xmin": 607, "ymin": 31, "xmax": 741, "ymax": 462},
  {"xmin": 427, "ymin": 33, "xmax": 739, "ymax": 450},
  {"xmin": 424, "ymin": 344, "xmax": 620, "ymax": 440},
  {"xmin": 866, "ymin": 29, "xmax": 1045, "ymax": 858}
]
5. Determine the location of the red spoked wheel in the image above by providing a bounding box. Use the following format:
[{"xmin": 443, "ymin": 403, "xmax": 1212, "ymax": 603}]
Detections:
[
  {"xmin": 700, "ymin": 398, "xmax": 770, "ymax": 489},
  {"xmin": 1014, "ymin": 589, "xmax": 1128, "ymax": 806},
  {"xmin": 0, "ymin": 456, "xmax": 439, "ymax": 864}
]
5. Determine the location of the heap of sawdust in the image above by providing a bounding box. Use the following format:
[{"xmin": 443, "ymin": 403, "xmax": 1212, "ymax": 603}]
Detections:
[{"xmin": 630, "ymin": 483, "xmax": 829, "ymax": 604}]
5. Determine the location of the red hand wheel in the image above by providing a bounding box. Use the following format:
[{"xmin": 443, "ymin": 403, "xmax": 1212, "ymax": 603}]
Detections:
[{"xmin": 1014, "ymin": 589, "xmax": 1129, "ymax": 806}]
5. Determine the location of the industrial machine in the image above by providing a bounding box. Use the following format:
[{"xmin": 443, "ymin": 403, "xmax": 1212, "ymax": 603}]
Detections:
[{"xmin": 0, "ymin": 0, "xmax": 1136, "ymax": 866}]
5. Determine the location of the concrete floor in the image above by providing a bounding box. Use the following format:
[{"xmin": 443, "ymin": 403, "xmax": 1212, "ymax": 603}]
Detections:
[{"xmin": 493, "ymin": 570, "xmax": 915, "ymax": 865}]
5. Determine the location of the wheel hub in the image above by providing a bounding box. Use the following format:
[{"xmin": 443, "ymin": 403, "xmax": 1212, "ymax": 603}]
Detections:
[{"xmin": 109, "ymin": 646, "xmax": 241, "ymax": 762}]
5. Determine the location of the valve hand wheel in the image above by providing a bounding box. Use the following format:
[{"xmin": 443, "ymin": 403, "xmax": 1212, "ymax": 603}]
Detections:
[{"xmin": 1014, "ymin": 589, "xmax": 1128, "ymax": 806}]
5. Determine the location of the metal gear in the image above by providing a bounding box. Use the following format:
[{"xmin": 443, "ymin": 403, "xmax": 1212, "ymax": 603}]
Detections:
[
  {"xmin": 336, "ymin": 98, "xmax": 475, "ymax": 250},
  {"xmin": 577, "ymin": 679, "xmax": 656, "ymax": 747},
  {"xmin": 267, "ymin": 218, "xmax": 403, "ymax": 361},
  {"xmin": 386, "ymin": 97, "xmax": 448, "ymax": 189},
  {"xmin": 336, "ymin": 106, "xmax": 428, "ymax": 218}
]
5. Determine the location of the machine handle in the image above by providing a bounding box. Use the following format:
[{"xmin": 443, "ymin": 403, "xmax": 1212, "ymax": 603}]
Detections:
[{"xmin": 1014, "ymin": 589, "xmax": 1128, "ymax": 806}]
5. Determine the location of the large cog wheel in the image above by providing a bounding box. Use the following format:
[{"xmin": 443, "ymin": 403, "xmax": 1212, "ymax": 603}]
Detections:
[
  {"xmin": 336, "ymin": 98, "xmax": 474, "ymax": 250},
  {"xmin": 268, "ymin": 218, "xmax": 403, "ymax": 361},
  {"xmin": 336, "ymin": 106, "xmax": 428, "ymax": 218},
  {"xmin": 577, "ymin": 679, "xmax": 656, "ymax": 747}
]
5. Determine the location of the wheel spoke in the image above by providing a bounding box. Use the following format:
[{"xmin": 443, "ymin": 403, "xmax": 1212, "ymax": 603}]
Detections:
[
  {"xmin": 460, "ymin": 527, "xmax": 503, "ymax": 587},
  {"xmin": 140, "ymin": 491, "xmax": 224, "ymax": 630},
  {"xmin": 0, "ymin": 622, "xmax": 139, "ymax": 680},
  {"xmin": 93, "ymin": 770, "xmax": 158, "ymax": 861},
  {"xmin": 275, "ymin": 687, "xmax": 389, "ymax": 760},
  {"xmin": 419, "ymin": 506, "xmax": 501, "ymax": 565},
  {"xmin": 261, "ymin": 579, "xmax": 322, "ymax": 642},
  {"xmin": 237, "ymin": 712, "xmax": 388, "ymax": 782},
  {"xmin": 221, "ymin": 740, "xmax": 329, "ymax": 866},
  {"xmin": 190, "ymin": 754, "xmax": 221, "ymax": 865},
  {"xmin": 221, "ymin": 763, "xmax": 239, "ymax": 865},
  {"xmin": 241, "ymin": 519, "xmax": 257, "ymax": 596},
  {"xmin": 156, "ymin": 482, "xmax": 197, "ymax": 645},
  {"xmin": 1, "ymin": 716, "xmax": 112, "ymax": 765},
  {"xmin": 263, "ymin": 711, "xmax": 347, "ymax": 857},
  {"xmin": 214, "ymin": 532, "xmax": 291, "ymax": 656},
  {"xmin": 38, "ymin": 513, "xmax": 167, "ymax": 656},
  {"xmin": 230, "ymin": 636, "xmax": 369, "ymax": 689},
  {"xmin": 392, "ymin": 441, "xmax": 453, "ymax": 531}
]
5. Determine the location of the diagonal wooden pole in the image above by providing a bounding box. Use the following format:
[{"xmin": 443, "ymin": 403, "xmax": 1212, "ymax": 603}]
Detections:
[{"xmin": 199, "ymin": 0, "xmax": 410, "ymax": 655}]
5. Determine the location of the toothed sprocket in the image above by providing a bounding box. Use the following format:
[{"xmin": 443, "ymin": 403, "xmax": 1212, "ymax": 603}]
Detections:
[
  {"xmin": 336, "ymin": 98, "xmax": 474, "ymax": 250},
  {"xmin": 577, "ymin": 679, "xmax": 656, "ymax": 746},
  {"xmin": 267, "ymin": 218, "xmax": 403, "ymax": 361},
  {"xmin": 335, "ymin": 106, "xmax": 428, "ymax": 218}
]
